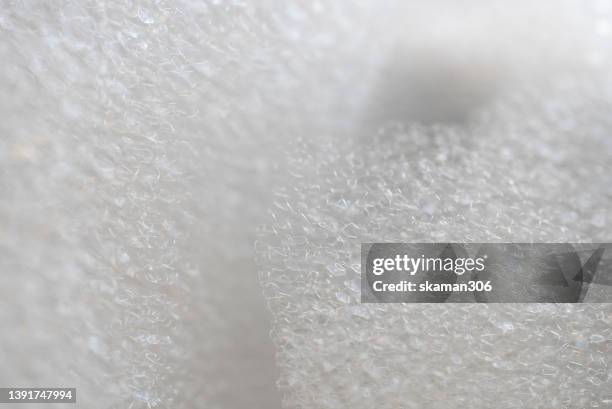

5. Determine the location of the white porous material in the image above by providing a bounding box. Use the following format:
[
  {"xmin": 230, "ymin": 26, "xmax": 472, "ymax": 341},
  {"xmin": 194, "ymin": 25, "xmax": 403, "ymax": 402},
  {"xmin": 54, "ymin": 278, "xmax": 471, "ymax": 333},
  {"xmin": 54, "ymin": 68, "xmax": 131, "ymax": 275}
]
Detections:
[
  {"xmin": 1, "ymin": 1, "xmax": 612, "ymax": 408},
  {"xmin": 257, "ymin": 2, "xmax": 612, "ymax": 409},
  {"xmin": 0, "ymin": 1, "xmax": 385, "ymax": 408},
  {"xmin": 259, "ymin": 88, "xmax": 612, "ymax": 408}
]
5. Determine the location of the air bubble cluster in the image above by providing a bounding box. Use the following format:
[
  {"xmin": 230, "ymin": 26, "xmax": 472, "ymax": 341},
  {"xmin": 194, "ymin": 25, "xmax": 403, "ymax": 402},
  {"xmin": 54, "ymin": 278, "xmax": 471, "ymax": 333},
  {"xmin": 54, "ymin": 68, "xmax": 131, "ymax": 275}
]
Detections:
[
  {"xmin": 258, "ymin": 71, "xmax": 612, "ymax": 409},
  {"xmin": 257, "ymin": 36, "xmax": 612, "ymax": 409}
]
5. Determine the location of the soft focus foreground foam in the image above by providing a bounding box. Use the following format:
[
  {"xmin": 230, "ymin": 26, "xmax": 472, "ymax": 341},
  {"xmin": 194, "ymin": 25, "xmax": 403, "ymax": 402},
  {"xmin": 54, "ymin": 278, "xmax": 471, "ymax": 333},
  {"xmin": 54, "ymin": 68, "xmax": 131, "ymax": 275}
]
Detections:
[
  {"xmin": 0, "ymin": 1, "xmax": 387, "ymax": 408},
  {"xmin": 257, "ymin": 4, "xmax": 612, "ymax": 409}
]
